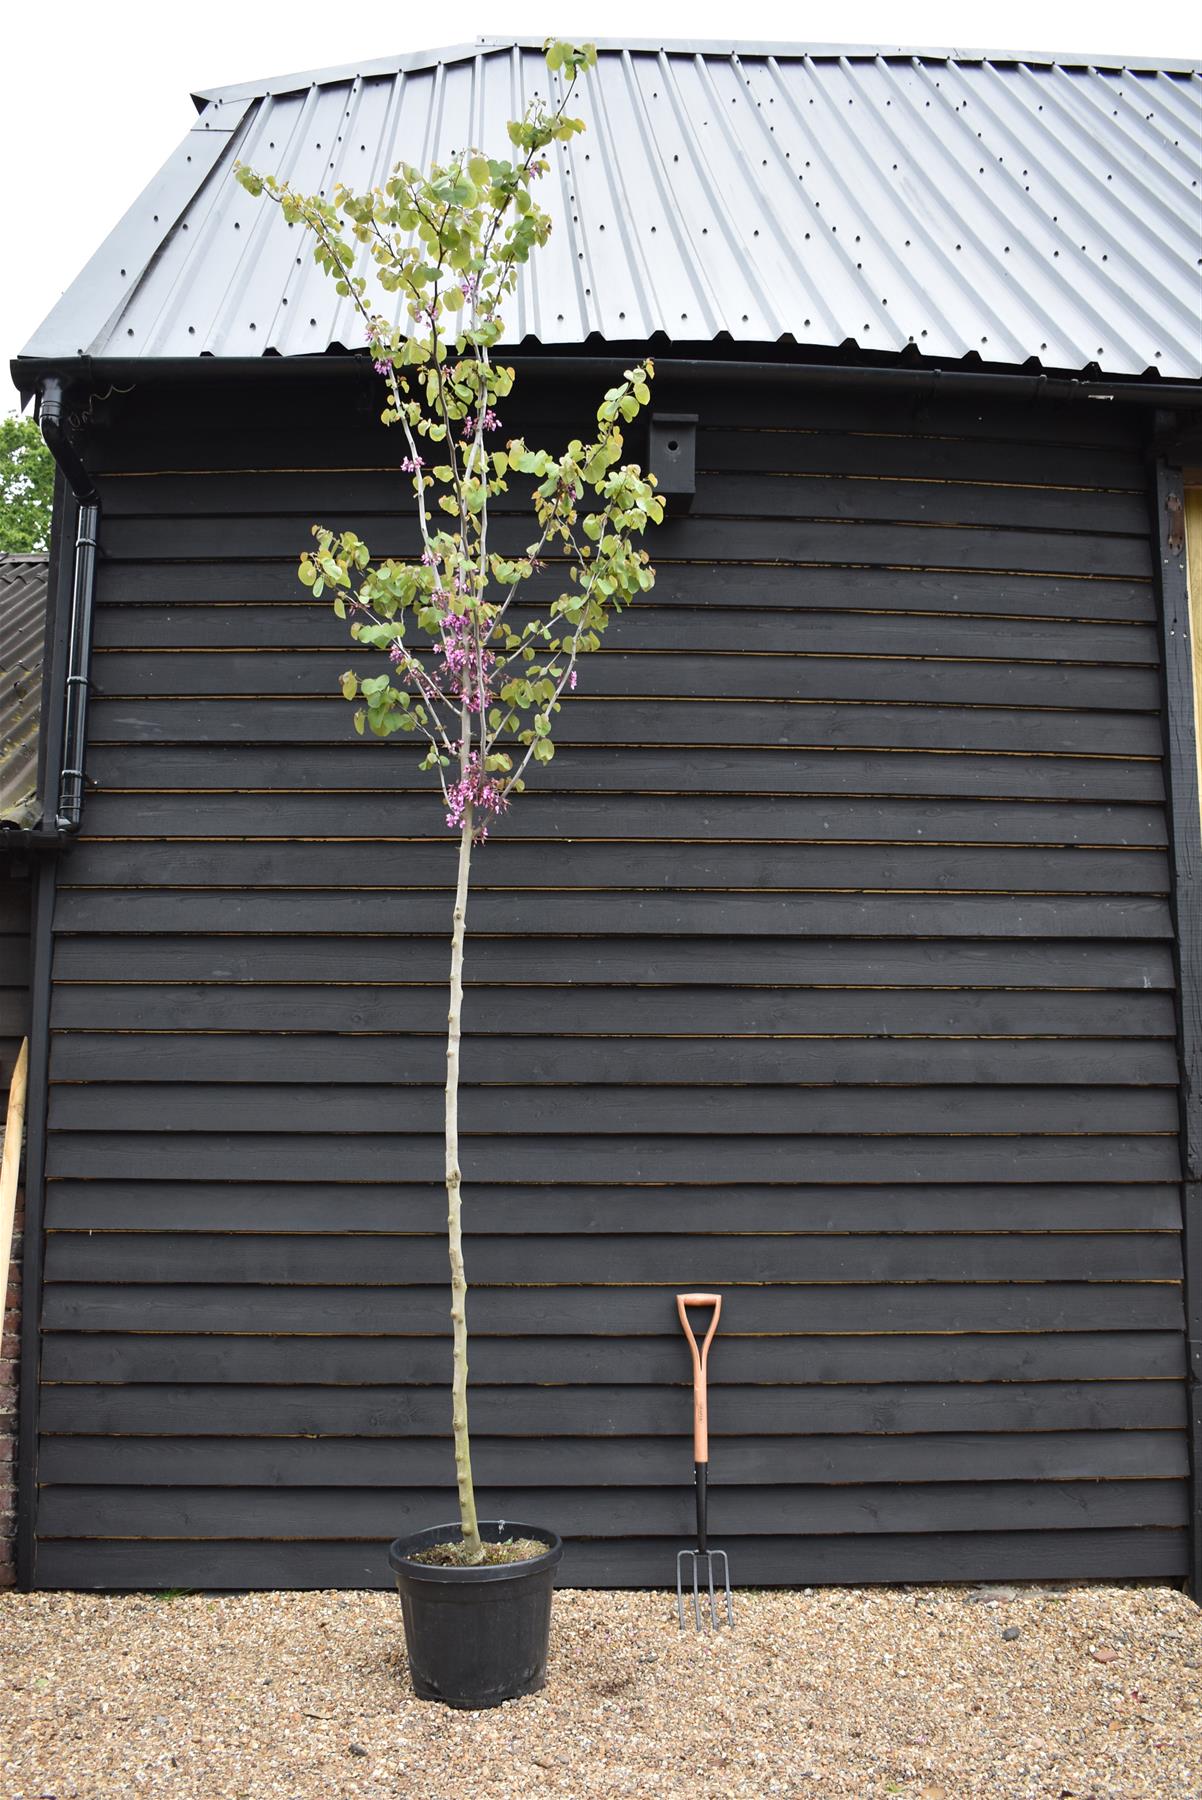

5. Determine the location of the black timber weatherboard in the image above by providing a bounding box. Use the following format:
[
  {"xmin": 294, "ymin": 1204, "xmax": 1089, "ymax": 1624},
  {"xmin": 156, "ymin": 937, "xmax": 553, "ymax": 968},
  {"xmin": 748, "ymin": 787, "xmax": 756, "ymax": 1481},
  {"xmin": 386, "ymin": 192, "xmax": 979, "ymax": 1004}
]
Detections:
[
  {"xmin": 1152, "ymin": 454, "xmax": 1202, "ymax": 1596},
  {"xmin": 23, "ymin": 370, "xmax": 1193, "ymax": 1588}
]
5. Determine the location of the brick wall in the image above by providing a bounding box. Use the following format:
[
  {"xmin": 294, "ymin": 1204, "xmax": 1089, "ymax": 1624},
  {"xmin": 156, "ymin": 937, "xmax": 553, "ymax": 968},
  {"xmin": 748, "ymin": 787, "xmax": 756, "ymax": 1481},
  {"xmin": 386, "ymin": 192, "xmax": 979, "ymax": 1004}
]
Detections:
[{"xmin": 1, "ymin": 1178, "xmax": 21, "ymax": 1586}]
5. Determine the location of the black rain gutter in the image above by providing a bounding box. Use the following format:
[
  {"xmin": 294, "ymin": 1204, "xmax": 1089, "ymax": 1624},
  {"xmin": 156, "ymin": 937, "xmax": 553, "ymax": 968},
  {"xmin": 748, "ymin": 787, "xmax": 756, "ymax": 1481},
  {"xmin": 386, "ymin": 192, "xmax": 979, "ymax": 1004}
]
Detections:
[
  {"xmin": 2, "ymin": 378, "xmax": 100, "ymax": 853},
  {"xmin": 10, "ymin": 350, "xmax": 1202, "ymax": 411}
]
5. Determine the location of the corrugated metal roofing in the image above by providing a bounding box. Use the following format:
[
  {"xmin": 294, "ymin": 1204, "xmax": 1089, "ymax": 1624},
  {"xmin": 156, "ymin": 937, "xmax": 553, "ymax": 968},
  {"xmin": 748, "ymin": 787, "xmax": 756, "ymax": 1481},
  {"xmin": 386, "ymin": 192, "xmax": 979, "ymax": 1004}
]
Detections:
[
  {"xmin": 0, "ymin": 557, "xmax": 48, "ymax": 830},
  {"xmin": 18, "ymin": 39, "xmax": 1202, "ymax": 379}
]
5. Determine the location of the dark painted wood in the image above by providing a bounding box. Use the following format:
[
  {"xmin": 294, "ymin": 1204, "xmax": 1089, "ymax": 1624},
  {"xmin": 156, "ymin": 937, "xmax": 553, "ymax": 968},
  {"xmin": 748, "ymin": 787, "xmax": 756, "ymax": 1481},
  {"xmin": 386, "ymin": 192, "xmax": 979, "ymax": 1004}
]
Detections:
[
  {"xmin": 96, "ymin": 511, "xmax": 1155, "ymax": 578},
  {"xmin": 38, "ymin": 1381, "xmax": 1186, "ymax": 1438},
  {"xmin": 40, "ymin": 1280, "xmax": 1185, "ymax": 1335},
  {"xmin": 46, "ymin": 1032, "xmax": 1180, "ymax": 1087},
  {"xmin": 49, "ymin": 889, "xmax": 1177, "ymax": 938},
  {"xmin": 36, "ymin": 1430, "xmax": 1190, "ymax": 1488},
  {"xmin": 41, "ymin": 1229, "xmax": 1183, "ymax": 1287},
  {"xmin": 43, "ymin": 1133, "xmax": 1184, "ymax": 1185},
  {"xmin": 59, "ymin": 842, "xmax": 1171, "ymax": 897},
  {"xmin": 36, "ymin": 1481, "xmax": 1188, "ymax": 1539},
  {"xmin": 1152, "ymin": 457, "xmax": 1202, "ymax": 1595},
  {"xmin": 48, "ymin": 934, "xmax": 1178, "ymax": 986},
  {"xmin": 91, "ymin": 601, "xmax": 1160, "ymax": 664},
  {"xmin": 85, "ymin": 742, "xmax": 1169, "ymax": 803},
  {"xmin": 48, "ymin": 985, "xmax": 1178, "ymax": 1037},
  {"xmin": 45, "ymin": 1081, "xmax": 1181, "ymax": 1136},
  {"xmin": 39, "ymin": 1329, "xmax": 1185, "ymax": 1385},
  {"xmin": 30, "ymin": 1530, "xmax": 1189, "ymax": 1591},
  {"xmin": 26, "ymin": 376, "xmax": 1190, "ymax": 1591},
  {"xmin": 86, "ymin": 696, "xmax": 1166, "ymax": 755},
  {"xmin": 96, "ymin": 558, "xmax": 1157, "ymax": 620},
  {"xmin": 92, "ymin": 647, "xmax": 1161, "ymax": 710},
  {"xmin": 97, "ymin": 468, "xmax": 1151, "ymax": 533}
]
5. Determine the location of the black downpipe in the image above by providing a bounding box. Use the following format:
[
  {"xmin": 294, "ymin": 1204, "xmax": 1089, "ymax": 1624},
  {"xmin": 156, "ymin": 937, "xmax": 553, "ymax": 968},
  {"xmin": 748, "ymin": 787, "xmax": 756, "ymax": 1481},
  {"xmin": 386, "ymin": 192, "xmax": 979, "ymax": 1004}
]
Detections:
[{"xmin": 35, "ymin": 377, "xmax": 99, "ymax": 840}]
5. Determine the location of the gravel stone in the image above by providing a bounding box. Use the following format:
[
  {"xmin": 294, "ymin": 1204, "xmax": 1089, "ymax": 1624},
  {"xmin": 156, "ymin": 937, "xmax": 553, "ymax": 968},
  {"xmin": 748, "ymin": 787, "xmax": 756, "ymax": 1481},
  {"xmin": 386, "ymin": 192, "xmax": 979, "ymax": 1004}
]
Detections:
[{"xmin": 2, "ymin": 1584, "xmax": 1201, "ymax": 1797}]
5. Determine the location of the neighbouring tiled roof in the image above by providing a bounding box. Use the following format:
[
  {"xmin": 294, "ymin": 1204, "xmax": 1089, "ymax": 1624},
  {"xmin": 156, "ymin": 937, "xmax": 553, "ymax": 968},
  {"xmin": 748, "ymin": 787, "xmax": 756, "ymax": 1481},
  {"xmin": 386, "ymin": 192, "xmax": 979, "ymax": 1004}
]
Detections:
[{"xmin": 0, "ymin": 556, "xmax": 48, "ymax": 830}]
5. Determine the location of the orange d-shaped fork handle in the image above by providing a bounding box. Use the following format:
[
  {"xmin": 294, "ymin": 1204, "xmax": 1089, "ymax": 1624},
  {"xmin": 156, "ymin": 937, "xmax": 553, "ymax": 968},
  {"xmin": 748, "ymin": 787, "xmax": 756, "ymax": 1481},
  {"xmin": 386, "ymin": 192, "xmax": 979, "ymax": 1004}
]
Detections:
[{"xmin": 677, "ymin": 1293, "xmax": 722, "ymax": 1464}]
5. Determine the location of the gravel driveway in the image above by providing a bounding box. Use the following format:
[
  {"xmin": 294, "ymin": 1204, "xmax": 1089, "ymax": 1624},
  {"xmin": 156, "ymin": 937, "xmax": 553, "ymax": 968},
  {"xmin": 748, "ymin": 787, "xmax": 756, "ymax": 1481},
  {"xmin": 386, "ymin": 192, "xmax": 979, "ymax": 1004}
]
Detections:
[{"xmin": 3, "ymin": 1583, "xmax": 1201, "ymax": 1797}]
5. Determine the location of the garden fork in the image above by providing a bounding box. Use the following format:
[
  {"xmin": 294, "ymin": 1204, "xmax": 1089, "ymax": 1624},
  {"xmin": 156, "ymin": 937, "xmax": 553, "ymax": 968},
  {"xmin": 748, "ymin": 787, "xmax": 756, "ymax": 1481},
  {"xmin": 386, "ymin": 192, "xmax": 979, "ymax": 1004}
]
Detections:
[{"xmin": 675, "ymin": 1292, "xmax": 733, "ymax": 1629}]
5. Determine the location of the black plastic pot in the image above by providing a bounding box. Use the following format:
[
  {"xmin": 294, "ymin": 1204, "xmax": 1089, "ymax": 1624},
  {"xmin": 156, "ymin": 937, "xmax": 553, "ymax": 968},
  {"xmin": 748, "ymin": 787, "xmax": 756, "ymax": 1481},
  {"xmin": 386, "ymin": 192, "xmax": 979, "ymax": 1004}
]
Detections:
[{"xmin": 388, "ymin": 1521, "xmax": 563, "ymax": 1708}]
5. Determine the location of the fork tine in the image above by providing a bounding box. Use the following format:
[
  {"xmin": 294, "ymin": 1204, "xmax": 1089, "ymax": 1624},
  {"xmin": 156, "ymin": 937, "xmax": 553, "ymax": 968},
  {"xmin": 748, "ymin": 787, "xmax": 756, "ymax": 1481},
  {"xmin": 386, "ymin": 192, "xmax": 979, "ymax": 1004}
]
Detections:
[
  {"xmin": 707, "ymin": 1554, "xmax": 718, "ymax": 1628},
  {"xmin": 692, "ymin": 1552, "xmax": 701, "ymax": 1630}
]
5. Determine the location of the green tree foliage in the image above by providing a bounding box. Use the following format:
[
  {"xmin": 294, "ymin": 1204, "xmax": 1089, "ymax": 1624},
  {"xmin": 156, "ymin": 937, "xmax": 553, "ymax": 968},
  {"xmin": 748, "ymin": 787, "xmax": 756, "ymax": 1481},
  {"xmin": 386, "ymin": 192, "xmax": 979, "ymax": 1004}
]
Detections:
[{"xmin": 0, "ymin": 414, "xmax": 54, "ymax": 553}]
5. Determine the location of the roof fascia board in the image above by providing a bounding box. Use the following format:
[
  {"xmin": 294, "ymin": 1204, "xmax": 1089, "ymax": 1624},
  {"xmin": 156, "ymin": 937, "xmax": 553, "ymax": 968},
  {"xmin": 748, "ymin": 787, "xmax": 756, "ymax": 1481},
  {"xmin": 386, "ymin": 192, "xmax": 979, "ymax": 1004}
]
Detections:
[
  {"xmin": 191, "ymin": 37, "xmax": 1201, "ymax": 108},
  {"xmin": 20, "ymin": 99, "xmax": 254, "ymax": 363},
  {"xmin": 12, "ymin": 351, "xmax": 1202, "ymax": 412}
]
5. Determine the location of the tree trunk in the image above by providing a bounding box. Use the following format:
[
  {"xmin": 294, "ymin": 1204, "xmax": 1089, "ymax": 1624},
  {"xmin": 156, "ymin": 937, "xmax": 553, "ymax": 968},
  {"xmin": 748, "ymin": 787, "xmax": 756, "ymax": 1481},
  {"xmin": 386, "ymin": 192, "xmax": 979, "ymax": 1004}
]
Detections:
[{"xmin": 446, "ymin": 806, "xmax": 483, "ymax": 1560}]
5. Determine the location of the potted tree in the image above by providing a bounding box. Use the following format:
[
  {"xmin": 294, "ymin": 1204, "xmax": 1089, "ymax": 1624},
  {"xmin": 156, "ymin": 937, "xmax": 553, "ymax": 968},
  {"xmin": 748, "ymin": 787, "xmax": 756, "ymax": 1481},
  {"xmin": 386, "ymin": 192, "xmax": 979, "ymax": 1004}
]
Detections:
[{"xmin": 236, "ymin": 40, "xmax": 662, "ymax": 1708}]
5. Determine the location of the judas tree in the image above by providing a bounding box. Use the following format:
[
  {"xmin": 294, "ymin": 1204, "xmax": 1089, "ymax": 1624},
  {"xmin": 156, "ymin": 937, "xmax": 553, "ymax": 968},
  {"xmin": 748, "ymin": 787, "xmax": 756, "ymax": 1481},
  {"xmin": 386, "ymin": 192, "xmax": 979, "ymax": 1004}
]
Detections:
[{"xmin": 237, "ymin": 41, "xmax": 662, "ymax": 1563}]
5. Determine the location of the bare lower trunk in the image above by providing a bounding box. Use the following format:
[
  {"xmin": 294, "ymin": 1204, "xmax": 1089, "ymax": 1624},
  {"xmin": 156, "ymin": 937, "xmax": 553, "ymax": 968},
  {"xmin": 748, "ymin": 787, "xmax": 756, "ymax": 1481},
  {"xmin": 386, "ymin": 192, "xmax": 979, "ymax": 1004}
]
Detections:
[{"xmin": 446, "ymin": 807, "xmax": 483, "ymax": 1561}]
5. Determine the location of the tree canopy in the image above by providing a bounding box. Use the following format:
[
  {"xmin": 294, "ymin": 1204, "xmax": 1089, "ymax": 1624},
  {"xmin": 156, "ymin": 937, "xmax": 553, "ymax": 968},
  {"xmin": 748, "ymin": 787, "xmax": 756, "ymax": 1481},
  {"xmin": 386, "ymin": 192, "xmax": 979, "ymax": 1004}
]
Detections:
[{"xmin": 0, "ymin": 414, "xmax": 54, "ymax": 554}]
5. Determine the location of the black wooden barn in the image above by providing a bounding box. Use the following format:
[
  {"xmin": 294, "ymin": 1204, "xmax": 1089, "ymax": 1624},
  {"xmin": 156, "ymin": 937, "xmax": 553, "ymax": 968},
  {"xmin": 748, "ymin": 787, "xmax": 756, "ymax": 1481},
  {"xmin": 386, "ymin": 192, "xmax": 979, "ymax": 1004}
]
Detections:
[{"xmin": 7, "ymin": 40, "xmax": 1202, "ymax": 1590}]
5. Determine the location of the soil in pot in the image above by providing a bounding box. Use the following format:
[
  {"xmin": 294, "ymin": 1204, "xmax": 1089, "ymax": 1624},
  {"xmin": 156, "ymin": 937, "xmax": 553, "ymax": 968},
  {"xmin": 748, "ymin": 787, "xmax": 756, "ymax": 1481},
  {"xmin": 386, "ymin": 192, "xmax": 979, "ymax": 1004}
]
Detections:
[{"xmin": 409, "ymin": 1535, "xmax": 548, "ymax": 1567}]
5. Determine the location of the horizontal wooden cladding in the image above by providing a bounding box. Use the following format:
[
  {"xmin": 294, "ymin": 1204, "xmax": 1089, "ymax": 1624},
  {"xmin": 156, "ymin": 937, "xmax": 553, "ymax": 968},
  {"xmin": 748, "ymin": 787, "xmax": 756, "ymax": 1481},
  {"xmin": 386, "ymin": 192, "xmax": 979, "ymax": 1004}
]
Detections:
[
  {"xmin": 39, "ymin": 1282, "xmax": 1185, "ymax": 1335},
  {"xmin": 37, "ymin": 1430, "xmax": 1189, "ymax": 1487},
  {"xmin": 41, "ymin": 1181, "xmax": 1184, "ymax": 1236},
  {"xmin": 95, "ymin": 561, "xmax": 1158, "ymax": 623},
  {"xmin": 91, "ymin": 382, "xmax": 1150, "ymax": 465},
  {"xmin": 698, "ymin": 426, "xmax": 1144, "ymax": 491},
  {"xmin": 93, "ymin": 422, "xmax": 1146, "ymax": 497},
  {"xmin": 91, "ymin": 649, "xmax": 1163, "ymax": 712},
  {"xmin": 45, "ymin": 1081, "xmax": 1181, "ymax": 1137},
  {"xmin": 44, "ymin": 1135, "xmax": 1181, "ymax": 1185},
  {"xmin": 57, "ymin": 845, "xmax": 1172, "ymax": 899},
  {"xmin": 35, "ymin": 390, "xmax": 1178, "ymax": 1591},
  {"xmin": 94, "ymin": 468, "xmax": 1144, "ymax": 529},
  {"xmin": 39, "ymin": 1330, "xmax": 1186, "ymax": 1385},
  {"xmin": 97, "ymin": 510, "xmax": 1154, "ymax": 580},
  {"xmin": 86, "ymin": 698, "xmax": 1167, "ymax": 757},
  {"xmin": 85, "ymin": 744, "xmax": 1169, "ymax": 806},
  {"xmin": 48, "ymin": 936, "xmax": 1178, "ymax": 988},
  {"xmin": 31, "ymin": 1529, "xmax": 1189, "ymax": 1589},
  {"xmin": 37, "ymin": 1382, "xmax": 1188, "ymax": 1438},
  {"xmin": 40, "ymin": 1231, "xmax": 1183, "ymax": 1288},
  {"xmin": 45, "ymin": 1034, "xmax": 1181, "ymax": 1089},
  {"xmin": 49, "ymin": 893, "xmax": 1177, "ymax": 940},
  {"xmin": 90, "ymin": 603, "xmax": 1163, "ymax": 669},
  {"xmin": 32, "ymin": 1482, "xmax": 1190, "ymax": 1540},
  {"xmin": 46, "ymin": 986, "xmax": 1180, "ymax": 1038},
  {"xmin": 72, "ymin": 792, "xmax": 1172, "ymax": 846}
]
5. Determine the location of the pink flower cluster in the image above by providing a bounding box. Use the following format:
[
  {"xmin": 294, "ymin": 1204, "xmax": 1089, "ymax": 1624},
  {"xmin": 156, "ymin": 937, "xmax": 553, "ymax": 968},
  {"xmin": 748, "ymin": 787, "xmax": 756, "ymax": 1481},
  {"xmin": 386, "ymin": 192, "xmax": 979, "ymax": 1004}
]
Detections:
[
  {"xmin": 461, "ymin": 408, "xmax": 501, "ymax": 438},
  {"xmin": 437, "ymin": 604, "xmax": 495, "ymax": 713},
  {"xmin": 445, "ymin": 753, "xmax": 509, "ymax": 839},
  {"xmin": 401, "ymin": 454, "xmax": 424, "ymax": 474}
]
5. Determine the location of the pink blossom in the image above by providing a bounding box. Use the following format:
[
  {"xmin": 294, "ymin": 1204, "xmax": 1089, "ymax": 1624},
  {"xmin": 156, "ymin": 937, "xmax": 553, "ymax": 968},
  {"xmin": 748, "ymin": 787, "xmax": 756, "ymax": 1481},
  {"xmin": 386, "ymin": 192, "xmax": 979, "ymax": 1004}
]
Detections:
[
  {"xmin": 569, "ymin": 670, "xmax": 577, "ymax": 690},
  {"xmin": 401, "ymin": 454, "xmax": 424, "ymax": 474},
  {"xmin": 445, "ymin": 752, "xmax": 509, "ymax": 840},
  {"xmin": 461, "ymin": 408, "xmax": 501, "ymax": 439}
]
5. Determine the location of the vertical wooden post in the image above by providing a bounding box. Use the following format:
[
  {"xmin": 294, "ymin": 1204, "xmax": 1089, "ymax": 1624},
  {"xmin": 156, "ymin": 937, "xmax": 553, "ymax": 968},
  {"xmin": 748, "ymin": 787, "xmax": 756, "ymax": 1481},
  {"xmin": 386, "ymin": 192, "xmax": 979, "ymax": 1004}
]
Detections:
[{"xmin": 1152, "ymin": 455, "xmax": 1202, "ymax": 1596}]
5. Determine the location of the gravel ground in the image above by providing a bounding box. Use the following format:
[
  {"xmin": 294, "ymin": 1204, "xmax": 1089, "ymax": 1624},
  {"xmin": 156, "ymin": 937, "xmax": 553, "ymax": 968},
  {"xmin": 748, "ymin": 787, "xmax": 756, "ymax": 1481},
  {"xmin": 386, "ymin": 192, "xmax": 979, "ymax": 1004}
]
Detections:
[{"xmin": 3, "ymin": 1583, "xmax": 1202, "ymax": 1798}]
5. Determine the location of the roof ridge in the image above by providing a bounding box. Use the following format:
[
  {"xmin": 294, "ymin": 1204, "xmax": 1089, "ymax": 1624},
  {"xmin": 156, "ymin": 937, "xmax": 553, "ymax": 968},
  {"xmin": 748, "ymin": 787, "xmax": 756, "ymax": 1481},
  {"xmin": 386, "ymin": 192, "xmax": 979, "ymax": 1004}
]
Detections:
[{"xmin": 192, "ymin": 37, "xmax": 1202, "ymax": 109}]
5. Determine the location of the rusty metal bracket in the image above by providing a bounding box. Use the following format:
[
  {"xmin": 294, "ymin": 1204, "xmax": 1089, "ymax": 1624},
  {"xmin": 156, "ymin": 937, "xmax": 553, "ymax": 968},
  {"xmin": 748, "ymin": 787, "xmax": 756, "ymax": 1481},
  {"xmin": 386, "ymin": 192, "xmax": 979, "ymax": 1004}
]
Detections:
[{"xmin": 1168, "ymin": 490, "xmax": 1185, "ymax": 554}]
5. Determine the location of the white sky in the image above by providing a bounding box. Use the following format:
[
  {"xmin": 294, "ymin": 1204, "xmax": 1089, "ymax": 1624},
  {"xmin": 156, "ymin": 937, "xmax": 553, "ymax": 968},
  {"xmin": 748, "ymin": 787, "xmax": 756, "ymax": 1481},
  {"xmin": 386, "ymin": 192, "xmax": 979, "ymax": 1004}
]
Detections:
[{"xmin": 5, "ymin": 0, "xmax": 1201, "ymax": 413}]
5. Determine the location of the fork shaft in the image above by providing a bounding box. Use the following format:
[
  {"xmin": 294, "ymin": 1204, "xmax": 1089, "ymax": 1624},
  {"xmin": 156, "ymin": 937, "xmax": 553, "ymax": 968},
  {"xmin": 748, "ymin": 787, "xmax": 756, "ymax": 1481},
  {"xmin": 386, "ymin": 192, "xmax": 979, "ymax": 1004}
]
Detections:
[{"xmin": 695, "ymin": 1462, "xmax": 708, "ymax": 1554}]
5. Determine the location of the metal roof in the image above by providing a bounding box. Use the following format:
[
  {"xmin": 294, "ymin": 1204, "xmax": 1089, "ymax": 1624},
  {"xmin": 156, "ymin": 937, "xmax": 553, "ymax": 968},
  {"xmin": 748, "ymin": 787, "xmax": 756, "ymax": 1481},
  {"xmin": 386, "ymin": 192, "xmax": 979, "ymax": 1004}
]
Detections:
[
  {"xmin": 17, "ymin": 39, "xmax": 1202, "ymax": 380},
  {"xmin": 0, "ymin": 557, "xmax": 48, "ymax": 830}
]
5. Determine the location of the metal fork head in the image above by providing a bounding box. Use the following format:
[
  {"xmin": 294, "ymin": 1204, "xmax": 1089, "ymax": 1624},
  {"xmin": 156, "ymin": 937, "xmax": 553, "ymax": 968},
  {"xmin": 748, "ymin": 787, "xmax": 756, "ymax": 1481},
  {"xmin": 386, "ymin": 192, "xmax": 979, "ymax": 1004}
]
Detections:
[{"xmin": 677, "ymin": 1547, "xmax": 734, "ymax": 1630}]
